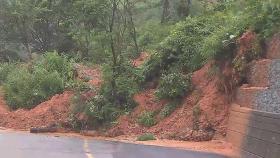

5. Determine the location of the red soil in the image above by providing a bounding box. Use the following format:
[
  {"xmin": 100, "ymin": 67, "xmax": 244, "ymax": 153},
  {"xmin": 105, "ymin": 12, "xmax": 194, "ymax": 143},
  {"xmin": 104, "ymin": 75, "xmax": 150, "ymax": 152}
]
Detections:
[
  {"xmin": 132, "ymin": 52, "xmax": 150, "ymax": 67},
  {"xmin": 237, "ymin": 30, "xmax": 259, "ymax": 57},
  {"xmin": 0, "ymin": 65, "xmax": 102, "ymax": 130},
  {"xmin": 0, "ymin": 91, "xmax": 73, "ymax": 130},
  {"xmin": 107, "ymin": 89, "xmax": 167, "ymax": 136},
  {"xmin": 75, "ymin": 64, "xmax": 102, "ymax": 87},
  {"xmin": 108, "ymin": 63, "xmax": 230, "ymax": 141},
  {"xmin": 0, "ymin": 54, "xmax": 230, "ymax": 142}
]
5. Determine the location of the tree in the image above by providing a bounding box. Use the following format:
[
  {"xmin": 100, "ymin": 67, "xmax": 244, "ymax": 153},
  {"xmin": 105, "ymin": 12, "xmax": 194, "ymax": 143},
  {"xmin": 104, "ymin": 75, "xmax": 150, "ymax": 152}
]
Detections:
[
  {"xmin": 161, "ymin": 0, "xmax": 171, "ymax": 23},
  {"xmin": 0, "ymin": 0, "xmax": 75, "ymax": 59},
  {"xmin": 177, "ymin": 0, "xmax": 192, "ymax": 18}
]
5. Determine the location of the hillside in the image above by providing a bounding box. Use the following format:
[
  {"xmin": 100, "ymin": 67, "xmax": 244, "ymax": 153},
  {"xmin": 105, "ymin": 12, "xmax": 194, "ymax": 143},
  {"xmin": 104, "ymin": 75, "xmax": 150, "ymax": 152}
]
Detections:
[{"xmin": 0, "ymin": 1, "xmax": 280, "ymax": 157}]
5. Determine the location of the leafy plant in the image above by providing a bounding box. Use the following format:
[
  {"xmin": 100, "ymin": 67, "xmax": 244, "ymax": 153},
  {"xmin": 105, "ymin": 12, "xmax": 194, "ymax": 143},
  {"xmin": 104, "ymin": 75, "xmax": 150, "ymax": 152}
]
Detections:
[
  {"xmin": 137, "ymin": 111, "xmax": 156, "ymax": 127},
  {"xmin": 101, "ymin": 60, "xmax": 141, "ymax": 110},
  {"xmin": 0, "ymin": 63, "xmax": 17, "ymax": 84},
  {"xmin": 35, "ymin": 52, "xmax": 74, "ymax": 83},
  {"xmin": 137, "ymin": 133, "xmax": 156, "ymax": 141},
  {"xmin": 3, "ymin": 67, "xmax": 64, "ymax": 109},
  {"xmin": 2, "ymin": 52, "xmax": 74, "ymax": 109},
  {"xmin": 156, "ymin": 73, "xmax": 191, "ymax": 99},
  {"xmin": 86, "ymin": 95, "xmax": 119, "ymax": 123},
  {"xmin": 160, "ymin": 101, "xmax": 181, "ymax": 118}
]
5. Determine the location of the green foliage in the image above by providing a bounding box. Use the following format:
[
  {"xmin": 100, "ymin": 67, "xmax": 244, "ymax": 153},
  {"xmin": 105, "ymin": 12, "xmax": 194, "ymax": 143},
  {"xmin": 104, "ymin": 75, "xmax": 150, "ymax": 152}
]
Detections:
[
  {"xmin": 3, "ymin": 67, "xmax": 64, "ymax": 109},
  {"xmin": 0, "ymin": 0, "xmax": 76, "ymax": 54},
  {"xmin": 1, "ymin": 0, "xmax": 280, "ymax": 133},
  {"xmin": 2, "ymin": 52, "xmax": 73, "ymax": 109},
  {"xmin": 0, "ymin": 63, "xmax": 17, "ymax": 84},
  {"xmin": 142, "ymin": 14, "xmax": 227, "ymax": 81},
  {"xmin": 35, "ymin": 52, "xmax": 74, "ymax": 83},
  {"xmin": 138, "ymin": 22, "xmax": 173, "ymax": 51},
  {"xmin": 156, "ymin": 73, "xmax": 191, "ymax": 99},
  {"xmin": 70, "ymin": 91, "xmax": 123, "ymax": 129},
  {"xmin": 160, "ymin": 101, "xmax": 181, "ymax": 118},
  {"xmin": 141, "ymin": 1, "xmax": 280, "ymax": 102},
  {"xmin": 137, "ymin": 111, "xmax": 156, "ymax": 127},
  {"xmin": 137, "ymin": 133, "xmax": 156, "ymax": 141},
  {"xmin": 101, "ymin": 59, "xmax": 142, "ymax": 110},
  {"xmin": 84, "ymin": 95, "xmax": 121, "ymax": 127}
]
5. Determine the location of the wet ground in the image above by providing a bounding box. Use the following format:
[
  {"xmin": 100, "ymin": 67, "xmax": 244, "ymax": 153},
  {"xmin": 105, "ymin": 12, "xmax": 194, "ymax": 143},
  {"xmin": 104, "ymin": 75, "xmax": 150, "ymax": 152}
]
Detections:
[{"xmin": 0, "ymin": 130, "xmax": 227, "ymax": 158}]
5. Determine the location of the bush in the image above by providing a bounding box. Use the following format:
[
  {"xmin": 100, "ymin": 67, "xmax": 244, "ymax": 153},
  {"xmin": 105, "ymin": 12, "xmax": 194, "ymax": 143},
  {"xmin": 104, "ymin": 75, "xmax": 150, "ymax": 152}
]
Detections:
[
  {"xmin": 156, "ymin": 73, "xmax": 191, "ymax": 99},
  {"xmin": 68, "ymin": 58, "xmax": 142, "ymax": 129},
  {"xmin": 84, "ymin": 95, "xmax": 122, "ymax": 128},
  {"xmin": 138, "ymin": 22, "xmax": 173, "ymax": 51},
  {"xmin": 160, "ymin": 101, "xmax": 181, "ymax": 118},
  {"xmin": 0, "ymin": 63, "xmax": 17, "ymax": 84},
  {"xmin": 3, "ymin": 67, "xmax": 64, "ymax": 109},
  {"xmin": 2, "ymin": 52, "xmax": 74, "ymax": 110},
  {"xmin": 34, "ymin": 52, "xmax": 74, "ymax": 83},
  {"xmin": 137, "ymin": 111, "xmax": 156, "ymax": 127},
  {"xmin": 142, "ymin": 1, "xmax": 280, "ymax": 84},
  {"xmin": 137, "ymin": 133, "xmax": 156, "ymax": 141},
  {"xmin": 101, "ymin": 60, "xmax": 141, "ymax": 110}
]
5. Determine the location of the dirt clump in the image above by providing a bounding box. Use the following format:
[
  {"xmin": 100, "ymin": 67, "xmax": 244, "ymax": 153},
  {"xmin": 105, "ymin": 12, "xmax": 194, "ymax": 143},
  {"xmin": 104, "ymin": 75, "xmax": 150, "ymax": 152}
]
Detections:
[
  {"xmin": 0, "ymin": 65, "xmax": 102, "ymax": 130},
  {"xmin": 75, "ymin": 64, "xmax": 102, "ymax": 87},
  {"xmin": 0, "ymin": 91, "xmax": 73, "ymax": 130}
]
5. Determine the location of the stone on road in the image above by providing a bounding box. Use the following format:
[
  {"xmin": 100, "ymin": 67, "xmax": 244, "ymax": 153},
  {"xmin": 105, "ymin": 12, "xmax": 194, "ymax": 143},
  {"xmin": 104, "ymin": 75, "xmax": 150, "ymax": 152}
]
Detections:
[{"xmin": 0, "ymin": 130, "xmax": 227, "ymax": 158}]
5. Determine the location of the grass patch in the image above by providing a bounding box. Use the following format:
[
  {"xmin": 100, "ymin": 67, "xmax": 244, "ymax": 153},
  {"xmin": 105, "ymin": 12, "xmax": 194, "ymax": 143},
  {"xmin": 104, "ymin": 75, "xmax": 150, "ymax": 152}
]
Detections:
[
  {"xmin": 160, "ymin": 101, "xmax": 181, "ymax": 118},
  {"xmin": 137, "ymin": 133, "xmax": 156, "ymax": 141},
  {"xmin": 137, "ymin": 111, "xmax": 156, "ymax": 127}
]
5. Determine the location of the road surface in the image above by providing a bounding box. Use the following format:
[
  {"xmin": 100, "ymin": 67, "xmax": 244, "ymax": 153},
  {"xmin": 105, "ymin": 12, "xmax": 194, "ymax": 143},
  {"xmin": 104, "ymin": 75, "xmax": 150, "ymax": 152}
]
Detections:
[{"xmin": 0, "ymin": 130, "xmax": 227, "ymax": 158}]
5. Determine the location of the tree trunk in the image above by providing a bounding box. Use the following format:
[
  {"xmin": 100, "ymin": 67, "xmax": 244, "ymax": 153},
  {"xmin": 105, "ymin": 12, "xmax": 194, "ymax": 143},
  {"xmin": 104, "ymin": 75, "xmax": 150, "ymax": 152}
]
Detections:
[
  {"xmin": 161, "ymin": 0, "xmax": 170, "ymax": 23},
  {"xmin": 126, "ymin": 0, "xmax": 139, "ymax": 53},
  {"xmin": 109, "ymin": 0, "xmax": 118, "ymax": 101}
]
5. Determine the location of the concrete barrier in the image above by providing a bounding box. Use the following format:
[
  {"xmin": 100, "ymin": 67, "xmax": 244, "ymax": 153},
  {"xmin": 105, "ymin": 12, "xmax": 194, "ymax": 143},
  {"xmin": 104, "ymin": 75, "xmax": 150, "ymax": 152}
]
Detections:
[{"xmin": 227, "ymin": 104, "xmax": 280, "ymax": 158}]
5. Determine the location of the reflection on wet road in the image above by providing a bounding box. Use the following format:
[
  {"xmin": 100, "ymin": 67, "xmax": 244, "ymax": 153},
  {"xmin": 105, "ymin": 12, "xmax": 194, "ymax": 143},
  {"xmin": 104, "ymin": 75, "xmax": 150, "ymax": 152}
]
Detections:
[{"xmin": 0, "ymin": 130, "xmax": 227, "ymax": 158}]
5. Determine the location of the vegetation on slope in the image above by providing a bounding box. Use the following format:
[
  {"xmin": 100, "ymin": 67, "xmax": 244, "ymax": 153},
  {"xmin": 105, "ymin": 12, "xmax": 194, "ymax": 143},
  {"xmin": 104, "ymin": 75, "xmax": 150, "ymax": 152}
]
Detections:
[{"xmin": 0, "ymin": 0, "xmax": 280, "ymax": 131}]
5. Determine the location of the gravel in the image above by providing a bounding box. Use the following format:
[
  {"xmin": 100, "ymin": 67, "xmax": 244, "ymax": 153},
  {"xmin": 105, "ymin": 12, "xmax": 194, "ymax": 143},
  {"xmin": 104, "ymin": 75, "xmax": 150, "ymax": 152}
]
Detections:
[{"xmin": 253, "ymin": 59, "xmax": 280, "ymax": 113}]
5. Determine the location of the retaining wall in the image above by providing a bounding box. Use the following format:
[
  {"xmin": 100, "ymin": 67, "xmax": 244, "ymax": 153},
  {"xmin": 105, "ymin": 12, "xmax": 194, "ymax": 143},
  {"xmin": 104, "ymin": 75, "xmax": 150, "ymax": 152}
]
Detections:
[{"xmin": 227, "ymin": 105, "xmax": 280, "ymax": 158}]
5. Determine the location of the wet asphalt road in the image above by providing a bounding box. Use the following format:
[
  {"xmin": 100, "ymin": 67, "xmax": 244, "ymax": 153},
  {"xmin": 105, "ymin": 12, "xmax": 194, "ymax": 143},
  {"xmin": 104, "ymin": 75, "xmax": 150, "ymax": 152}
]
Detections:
[{"xmin": 0, "ymin": 130, "xmax": 227, "ymax": 158}]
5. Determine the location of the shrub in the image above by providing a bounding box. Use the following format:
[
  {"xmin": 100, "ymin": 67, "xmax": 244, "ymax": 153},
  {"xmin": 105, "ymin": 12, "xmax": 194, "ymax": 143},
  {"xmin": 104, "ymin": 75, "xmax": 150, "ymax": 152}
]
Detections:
[
  {"xmin": 137, "ymin": 133, "xmax": 156, "ymax": 141},
  {"xmin": 34, "ymin": 51, "xmax": 74, "ymax": 83},
  {"xmin": 2, "ymin": 52, "xmax": 73, "ymax": 110},
  {"xmin": 0, "ymin": 63, "xmax": 17, "ymax": 84},
  {"xmin": 160, "ymin": 101, "xmax": 181, "ymax": 118},
  {"xmin": 3, "ymin": 67, "xmax": 64, "ymax": 109},
  {"xmin": 101, "ymin": 60, "xmax": 141, "ymax": 110},
  {"xmin": 137, "ymin": 111, "xmax": 156, "ymax": 127},
  {"xmin": 142, "ymin": 1, "xmax": 280, "ymax": 84},
  {"xmin": 84, "ymin": 95, "xmax": 122, "ymax": 127},
  {"xmin": 156, "ymin": 73, "xmax": 191, "ymax": 99},
  {"xmin": 138, "ymin": 22, "xmax": 173, "ymax": 51},
  {"xmin": 142, "ymin": 14, "xmax": 229, "ymax": 81}
]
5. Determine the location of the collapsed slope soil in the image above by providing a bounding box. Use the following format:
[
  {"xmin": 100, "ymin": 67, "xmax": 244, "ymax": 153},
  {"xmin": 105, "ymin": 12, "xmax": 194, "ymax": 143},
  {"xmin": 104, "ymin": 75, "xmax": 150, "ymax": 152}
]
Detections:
[
  {"xmin": 0, "ymin": 91, "xmax": 73, "ymax": 129},
  {"xmin": 0, "ymin": 52, "xmax": 230, "ymax": 140},
  {"xmin": 108, "ymin": 58, "xmax": 230, "ymax": 141},
  {"xmin": 0, "ymin": 65, "xmax": 102, "ymax": 130}
]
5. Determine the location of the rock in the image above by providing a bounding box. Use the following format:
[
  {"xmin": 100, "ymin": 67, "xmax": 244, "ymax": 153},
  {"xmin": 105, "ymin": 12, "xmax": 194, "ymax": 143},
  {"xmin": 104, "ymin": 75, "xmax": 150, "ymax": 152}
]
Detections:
[{"xmin": 30, "ymin": 127, "xmax": 57, "ymax": 133}]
